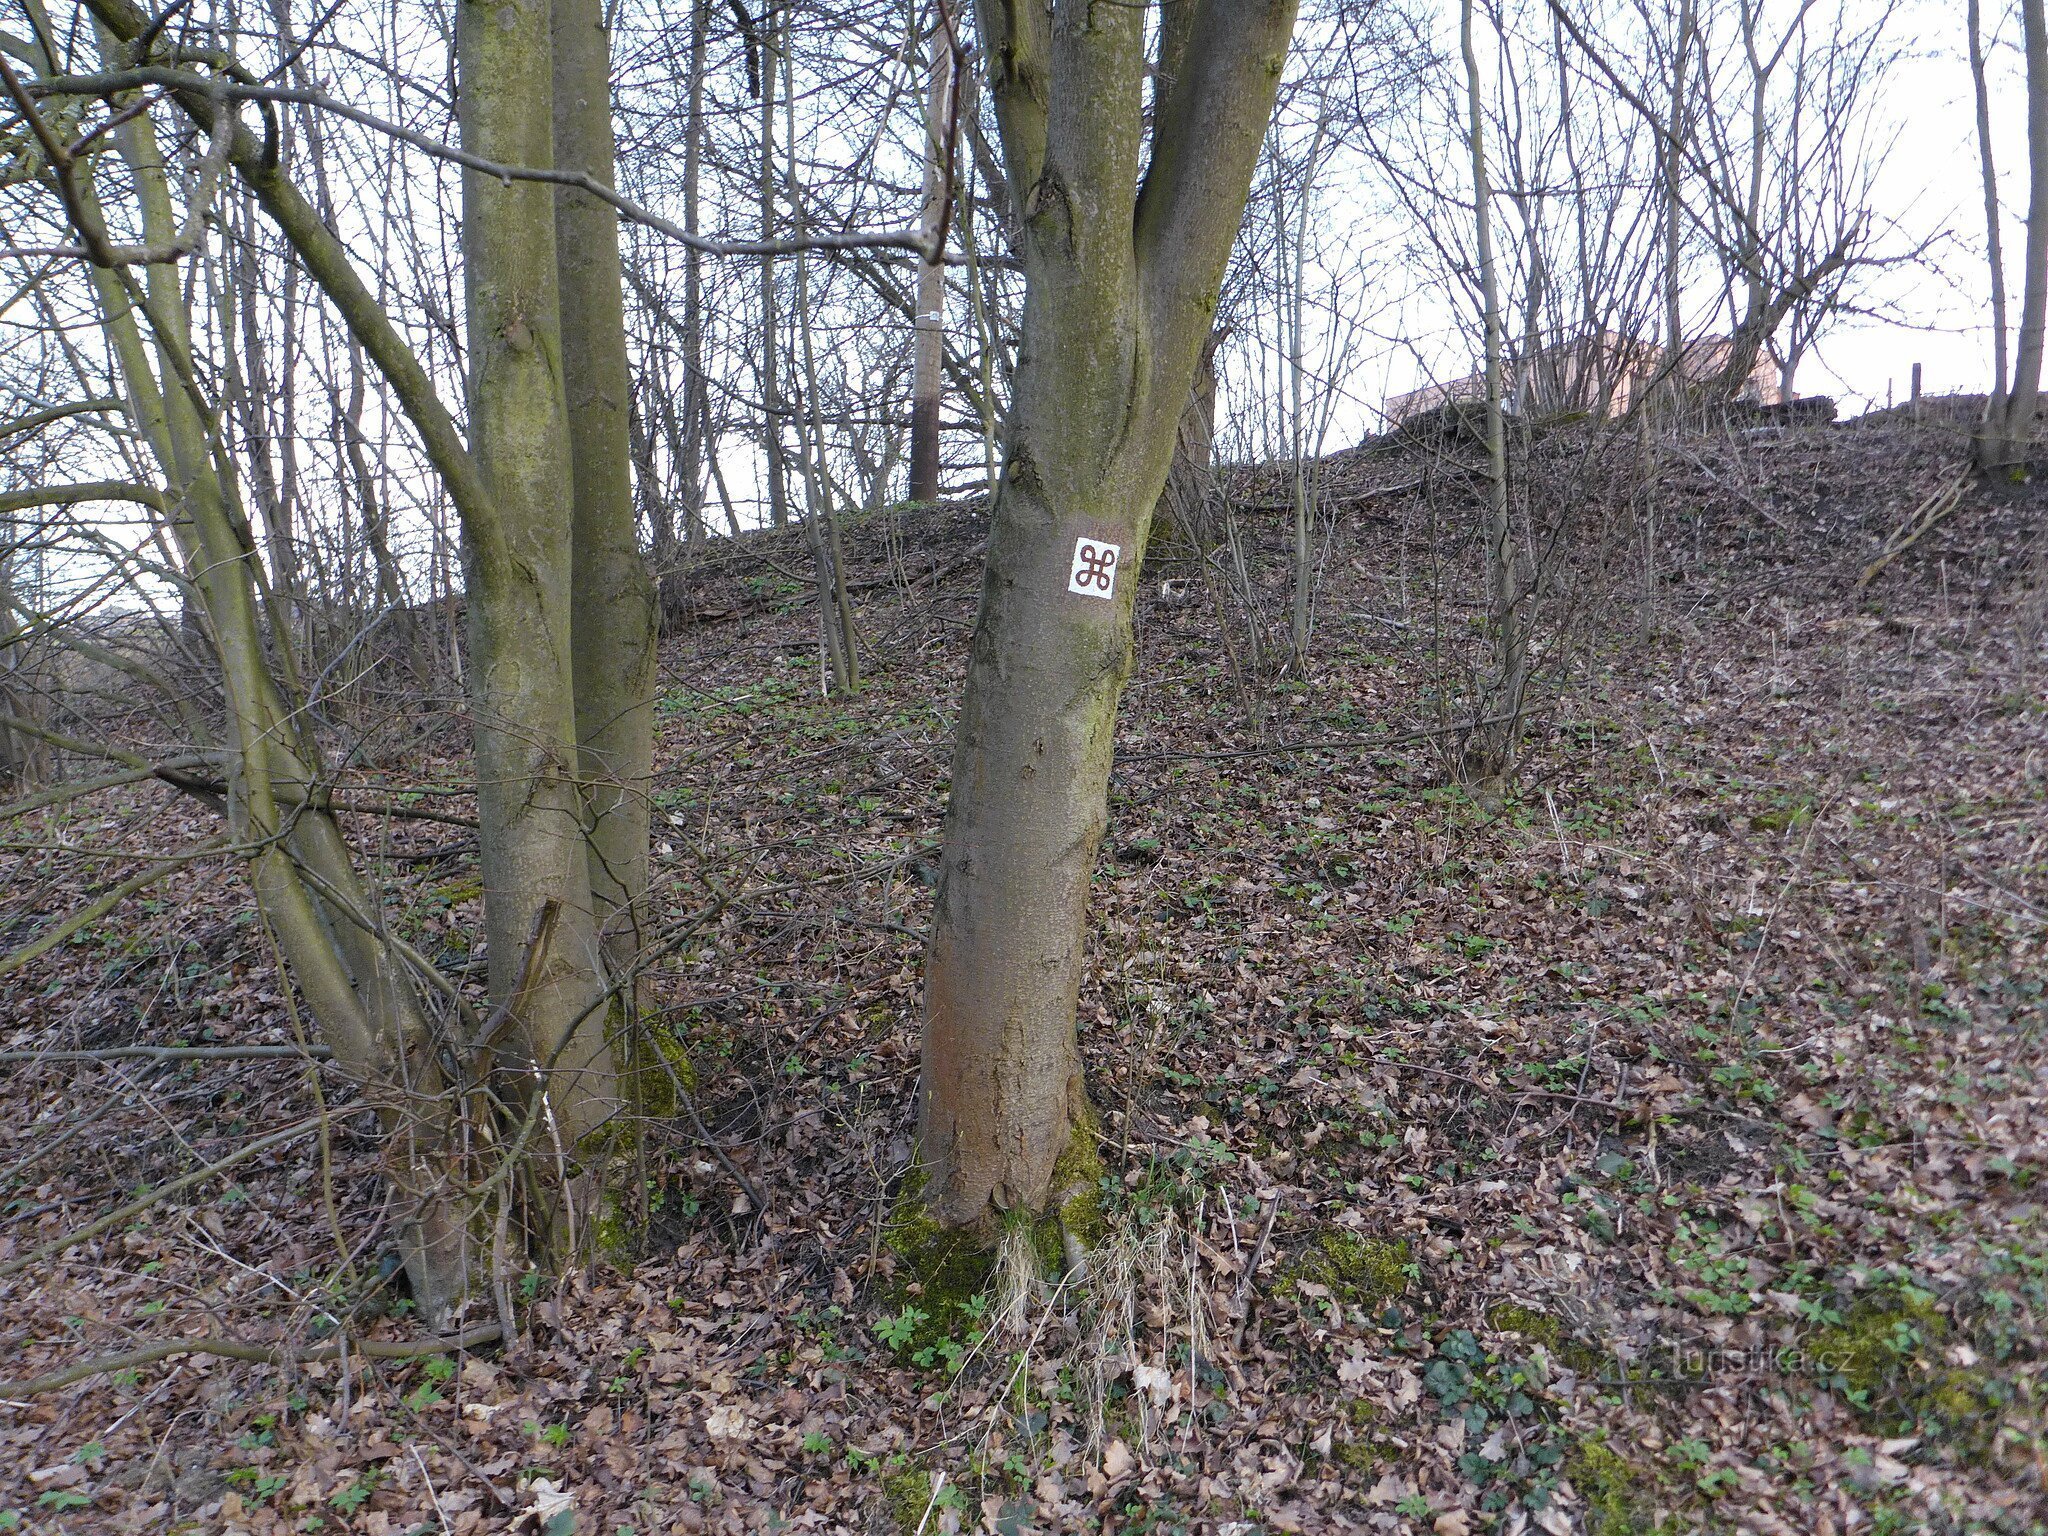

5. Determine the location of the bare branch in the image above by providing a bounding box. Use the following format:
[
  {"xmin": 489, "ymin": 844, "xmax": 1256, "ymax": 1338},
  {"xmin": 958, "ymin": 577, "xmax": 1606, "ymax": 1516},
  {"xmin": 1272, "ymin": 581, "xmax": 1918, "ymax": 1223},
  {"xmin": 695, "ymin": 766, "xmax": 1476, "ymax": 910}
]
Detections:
[{"xmin": 33, "ymin": 67, "xmax": 936, "ymax": 260}]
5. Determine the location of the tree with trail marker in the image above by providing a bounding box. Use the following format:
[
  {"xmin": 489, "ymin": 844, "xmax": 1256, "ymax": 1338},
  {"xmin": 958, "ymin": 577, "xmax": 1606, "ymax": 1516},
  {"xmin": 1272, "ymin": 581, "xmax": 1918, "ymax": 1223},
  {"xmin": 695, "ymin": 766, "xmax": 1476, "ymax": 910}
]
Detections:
[{"xmin": 917, "ymin": 0, "xmax": 1299, "ymax": 1244}]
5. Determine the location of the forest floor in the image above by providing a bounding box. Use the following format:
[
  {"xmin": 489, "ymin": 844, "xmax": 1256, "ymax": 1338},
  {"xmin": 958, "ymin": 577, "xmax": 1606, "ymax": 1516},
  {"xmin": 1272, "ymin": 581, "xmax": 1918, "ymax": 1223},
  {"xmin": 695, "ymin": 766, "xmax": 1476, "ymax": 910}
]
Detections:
[{"xmin": 2, "ymin": 413, "xmax": 2045, "ymax": 1536}]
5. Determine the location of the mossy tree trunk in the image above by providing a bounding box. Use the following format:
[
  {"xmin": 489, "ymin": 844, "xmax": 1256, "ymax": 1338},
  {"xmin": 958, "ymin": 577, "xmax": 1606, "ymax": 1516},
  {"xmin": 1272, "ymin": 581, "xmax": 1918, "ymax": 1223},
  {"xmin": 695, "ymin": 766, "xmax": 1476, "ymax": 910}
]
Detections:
[
  {"xmin": 74, "ymin": 51, "xmax": 471, "ymax": 1321},
  {"xmin": 918, "ymin": 0, "xmax": 1296, "ymax": 1236},
  {"xmin": 76, "ymin": 0, "xmax": 650, "ymax": 1283},
  {"xmin": 554, "ymin": 0, "xmax": 658, "ymax": 1003},
  {"xmin": 457, "ymin": 0, "xmax": 622, "ymax": 1250}
]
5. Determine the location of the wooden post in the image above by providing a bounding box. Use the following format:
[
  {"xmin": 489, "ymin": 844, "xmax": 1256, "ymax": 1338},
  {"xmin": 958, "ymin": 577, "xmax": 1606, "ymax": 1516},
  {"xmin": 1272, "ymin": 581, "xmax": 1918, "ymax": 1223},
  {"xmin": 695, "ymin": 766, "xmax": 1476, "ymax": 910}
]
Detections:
[{"xmin": 1911, "ymin": 361, "xmax": 1923, "ymax": 422}]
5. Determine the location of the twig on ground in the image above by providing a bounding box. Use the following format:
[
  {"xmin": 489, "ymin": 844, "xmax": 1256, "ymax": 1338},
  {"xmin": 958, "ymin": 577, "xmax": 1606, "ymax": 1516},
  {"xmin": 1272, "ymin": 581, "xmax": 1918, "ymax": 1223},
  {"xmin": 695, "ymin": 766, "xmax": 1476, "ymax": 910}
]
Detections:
[
  {"xmin": 0, "ymin": 1322, "xmax": 503, "ymax": 1399},
  {"xmin": 0, "ymin": 1112, "xmax": 363, "ymax": 1281},
  {"xmin": 0, "ymin": 1044, "xmax": 334, "ymax": 1063},
  {"xmin": 1229, "ymin": 1195, "xmax": 1282, "ymax": 1351},
  {"xmin": 1856, "ymin": 465, "xmax": 1971, "ymax": 590}
]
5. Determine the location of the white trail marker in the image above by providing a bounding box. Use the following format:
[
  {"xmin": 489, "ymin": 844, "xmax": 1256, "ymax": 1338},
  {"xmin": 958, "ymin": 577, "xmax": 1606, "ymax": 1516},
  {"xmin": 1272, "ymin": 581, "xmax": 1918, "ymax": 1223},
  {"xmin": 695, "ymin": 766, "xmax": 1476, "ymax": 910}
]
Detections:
[{"xmin": 1068, "ymin": 537, "xmax": 1121, "ymax": 599}]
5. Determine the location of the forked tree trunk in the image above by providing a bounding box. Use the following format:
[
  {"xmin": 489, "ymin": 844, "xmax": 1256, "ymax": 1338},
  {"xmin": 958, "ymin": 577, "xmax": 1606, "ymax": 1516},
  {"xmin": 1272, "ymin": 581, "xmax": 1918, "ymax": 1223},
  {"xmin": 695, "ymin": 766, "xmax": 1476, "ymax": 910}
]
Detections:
[
  {"xmin": 80, "ymin": 0, "xmax": 640, "ymax": 1281},
  {"xmin": 919, "ymin": 0, "xmax": 1297, "ymax": 1235}
]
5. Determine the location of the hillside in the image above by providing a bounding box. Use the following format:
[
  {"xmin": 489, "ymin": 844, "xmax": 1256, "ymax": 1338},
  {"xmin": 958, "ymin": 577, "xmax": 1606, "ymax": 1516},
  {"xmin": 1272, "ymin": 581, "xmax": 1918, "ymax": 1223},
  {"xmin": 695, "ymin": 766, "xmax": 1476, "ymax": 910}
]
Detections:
[{"xmin": 2, "ymin": 413, "xmax": 2044, "ymax": 1535}]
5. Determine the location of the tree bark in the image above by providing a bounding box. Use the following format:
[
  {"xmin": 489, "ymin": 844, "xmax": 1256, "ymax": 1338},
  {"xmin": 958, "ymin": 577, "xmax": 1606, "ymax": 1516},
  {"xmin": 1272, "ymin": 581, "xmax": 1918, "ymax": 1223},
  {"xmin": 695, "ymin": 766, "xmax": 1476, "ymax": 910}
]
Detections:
[
  {"xmin": 457, "ymin": 0, "xmax": 620, "ymax": 1235},
  {"xmin": 1462, "ymin": 0, "xmax": 1526, "ymax": 784},
  {"xmin": 1972, "ymin": 0, "xmax": 2011, "ymax": 413},
  {"xmin": 919, "ymin": 0, "xmax": 1297, "ymax": 1235},
  {"xmin": 555, "ymin": 0, "xmax": 658, "ymax": 1000},
  {"xmin": 909, "ymin": 0, "xmax": 955, "ymax": 504},
  {"xmin": 1984, "ymin": 0, "xmax": 2048, "ymax": 471}
]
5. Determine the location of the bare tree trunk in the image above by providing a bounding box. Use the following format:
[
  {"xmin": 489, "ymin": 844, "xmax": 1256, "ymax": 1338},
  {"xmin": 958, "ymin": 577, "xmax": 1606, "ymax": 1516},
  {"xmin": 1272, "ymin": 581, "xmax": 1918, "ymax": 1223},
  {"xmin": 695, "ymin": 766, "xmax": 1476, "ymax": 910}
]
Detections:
[
  {"xmin": 1153, "ymin": 326, "xmax": 1222, "ymax": 547},
  {"xmin": 633, "ymin": 392, "xmax": 674, "ymax": 569},
  {"xmin": 457, "ymin": 0, "xmax": 620, "ymax": 1249},
  {"xmin": 1972, "ymin": 0, "xmax": 2011, "ymax": 413},
  {"xmin": 759, "ymin": 5, "xmax": 789, "ymax": 527},
  {"xmin": 787, "ymin": 39, "xmax": 857, "ymax": 695},
  {"xmin": 225, "ymin": 197, "xmax": 300, "ymax": 609},
  {"xmin": 679, "ymin": 0, "xmax": 711, "ymax": 544},
  {"xmin": 909, "ymin": 1, "xmax": 955, "ymax": 504},
  {"xmin": 1515, "ymin": 244, "xmax": 1547, "ymax": 416},
  {"xmin": 1662, "ymin": 0, "xmax": 1696, "ymax": 407},
  {"xmin": 919, "ymin": 0, "xmax": 1297, "ymax": 1237},
  {"xmin": 339, "ymin": 341, "xmax": 409, "ymax": 621},
  {"xmin": 555, "ymin": 0, "xmax": 658, "ymax": 1003},
  {"xmin": 1287, "ymin": 112, "xmax": 1327, "ymax": 665},
  {"xmin": 0, "ymin": 521, "xmax": 25, "ymax": 785},
  {"xmin": 1984, "ymin": 0, "xmax": 2048, "ymax": 472},
  {"xmin": 1463, "ymin": 0, "xmax": 1526, "ymax": 785},
  {"xmin": 80, "ymin": 78, "xmax": 469, "ymax": 1321}
]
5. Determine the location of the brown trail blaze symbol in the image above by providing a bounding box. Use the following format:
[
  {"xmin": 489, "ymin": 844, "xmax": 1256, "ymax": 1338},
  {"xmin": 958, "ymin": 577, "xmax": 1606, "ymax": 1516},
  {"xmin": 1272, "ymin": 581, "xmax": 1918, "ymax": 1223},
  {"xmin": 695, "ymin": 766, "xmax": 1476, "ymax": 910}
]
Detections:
[{"xmin": 1067, "ymin": 538, "xmax": 1121, "ymax": 599}]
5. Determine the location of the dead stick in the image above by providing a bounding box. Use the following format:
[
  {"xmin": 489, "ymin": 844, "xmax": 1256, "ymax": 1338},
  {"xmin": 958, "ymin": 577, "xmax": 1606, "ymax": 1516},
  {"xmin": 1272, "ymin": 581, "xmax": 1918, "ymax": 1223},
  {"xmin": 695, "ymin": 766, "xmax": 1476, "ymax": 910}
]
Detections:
[
  {"xmin": 1230, "ymin": 1195, "xmax": 1282, "ymax": 1351},
  {"xmin": 0, "ymin": 1044, "xmax": 334, "ymax": 1063},
  {"xmin": 0, "ymin": 1112, "xmax": 359, "ymax": 1281},
  {"xmin": 1856, "ymin": 469, "xmax": 1969, "ymax": 591},
  {"xmin": 0, "ymin": 1322, "xmax": 502, "ymax": 1399}
]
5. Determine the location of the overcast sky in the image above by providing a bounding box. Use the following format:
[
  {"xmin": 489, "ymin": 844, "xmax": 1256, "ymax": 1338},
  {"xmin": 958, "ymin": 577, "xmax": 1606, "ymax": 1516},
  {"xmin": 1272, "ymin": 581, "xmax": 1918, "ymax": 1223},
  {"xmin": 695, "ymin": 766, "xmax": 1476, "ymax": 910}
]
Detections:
[
  {"xmin": 1793, "ymin": 0, "xmax": 2019, "ymax": 411},
  {"xmin": 1213, "ymin": 0, "xmax": 2023, "ymax": 457}
]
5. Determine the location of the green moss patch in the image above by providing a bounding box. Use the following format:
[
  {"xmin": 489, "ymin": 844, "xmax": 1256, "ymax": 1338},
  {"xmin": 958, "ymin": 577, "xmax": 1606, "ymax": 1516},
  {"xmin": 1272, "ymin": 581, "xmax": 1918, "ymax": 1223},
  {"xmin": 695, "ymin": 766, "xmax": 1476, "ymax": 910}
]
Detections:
[
  {"xmin": 1037, "ymin": 1112, "xmax": 1106, "ymax": 1263},
  {"xmin": 431, "ymin": 875, "xmax": 484, "ymax": 906},
  {"xmin": 1806, "ymin": 1283, "xmax": 2002, "ymax": 1443},
  {"xmin": 1486, "ymin": 1301, "xmax": 1563, "ymax": 1347},
  {"xmin": 879, "ymin": 1168, "xmax": 996, "ymax": 1357},
  {"xmin": 880, "ymin": 1122, "xmax": 1104, "ymax": 1360},
  {"xmin": 882, "ymin": 1463, "xmax": 941, "ymax": 1533},
  {"xmin": 622, "ymin": 1011, "xmax": 698, "ymax": 1120},
  {"xmin": 1486, "ymin": 1301, "xmax": 1608, "ymax": 1377},
  {"xmin": 1810, "ymin": 1287, "xmax": 1945, "ymax": 1407},
  {"xmin": 1333, "ymin": 1434, "xmax": 1402, "ymax": 1478},
  {"xmin": 1285, "ymin": 1230, "xmax": 1410, "ymax": 1311},
  {"xmin": 1568, "ymin": 1435, "xmax": 1661, "ymax": 1536}
]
